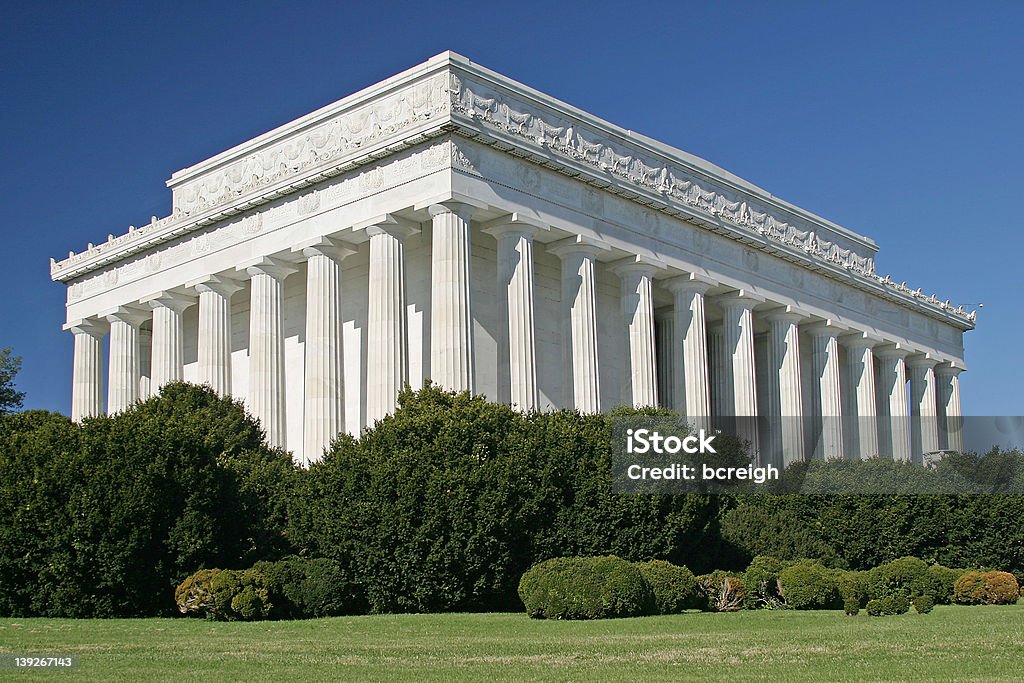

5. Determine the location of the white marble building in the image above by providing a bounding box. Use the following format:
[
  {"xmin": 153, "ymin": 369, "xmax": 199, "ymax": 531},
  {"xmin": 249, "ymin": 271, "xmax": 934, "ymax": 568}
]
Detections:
[{"xmin": 52, "ymin": 52, "xmax": 974, "ymax": 466}]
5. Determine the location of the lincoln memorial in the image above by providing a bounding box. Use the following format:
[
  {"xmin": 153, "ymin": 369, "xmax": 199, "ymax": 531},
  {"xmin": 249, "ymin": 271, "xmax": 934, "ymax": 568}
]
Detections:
[{"xmin": 51, "ymin": 52, "xmax": 974, "ymax": 466}]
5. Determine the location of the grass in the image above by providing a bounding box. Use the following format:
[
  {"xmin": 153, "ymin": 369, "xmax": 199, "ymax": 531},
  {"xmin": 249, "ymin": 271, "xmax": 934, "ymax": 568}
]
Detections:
[{"xmin": 2, "ymin": 605, "xmax": 1024, "ymax": 682}]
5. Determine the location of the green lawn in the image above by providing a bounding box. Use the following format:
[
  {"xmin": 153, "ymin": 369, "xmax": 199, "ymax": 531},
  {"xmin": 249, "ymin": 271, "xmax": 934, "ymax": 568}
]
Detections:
[{"xmin": 1, "ymin": 605, "xmax": 1023, "ymax": 682}]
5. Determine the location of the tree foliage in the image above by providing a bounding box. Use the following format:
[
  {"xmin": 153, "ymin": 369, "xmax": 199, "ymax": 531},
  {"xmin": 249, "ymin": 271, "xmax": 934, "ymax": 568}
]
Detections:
[{"xmin": 0, "ymin": 348, "xmax": 25, "ymax": 414}]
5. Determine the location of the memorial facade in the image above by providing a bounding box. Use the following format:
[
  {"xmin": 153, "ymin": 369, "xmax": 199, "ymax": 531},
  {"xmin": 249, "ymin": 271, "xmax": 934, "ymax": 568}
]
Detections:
[{"xmin": 51, "ymin": 52, "xmax": 974, "ymax": 466}]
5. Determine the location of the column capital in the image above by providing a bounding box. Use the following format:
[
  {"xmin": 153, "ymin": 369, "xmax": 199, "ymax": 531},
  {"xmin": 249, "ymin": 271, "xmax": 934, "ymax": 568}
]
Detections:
[
  {"xmin": 906, "ymin": 353, "xmax": 939, "ymax": 370},
  {"xmin": 292, "ymin": 235, "xmax": 359, "ymax": 262},
  {"xmin": 840, "ymin": 329, "xmax": 884, "ymax": 349},
  {"xmin": 874, "ymin": 342, "xmax": 910, "ymax": 360},
  {"xmin": 935, "ymin": 360, "xmax": 966, "ymax": 377},
  {"xmin": 64, "ymin": 317, "xmax": 107, "ymax": 338},
  {"xmin": 715, "ymin": 289, "xmax": 765, "ymax": 309},
  {"xmin": 664, "ymin": 272, "xmax": 717, "ymax": 295},
  {"xmin": 804, "ymin": 319, "xmax": 847, "ymax": 338},
  {"xmin": 547, "ymin": 234, "xmax": 611, "ymax": 259},
  {"xmin": 423, "ymin": 200, "xmax": 482, "ymax": 220},
  {"xmin": 355, "ymin": 214, "xmax": 421, "ymax": 241},
  {"xmin": 763, "ymin": 305, "xmax": 808, "ymax": 324},
  {"xmin": 140, "ymin": 290, "xmax": 194, "ymax": 314},
  {"xmin": 480, "ymin": 212, "xmax": 549, "ymax": 239},
  {"xmin": 102, "ymin": 305, "xmax": 148, "ymax": 327},
  {"xmin": 239, "ymin": 256, "xmax": 300, "ymax": 282},
  {"xmin": 609, "ymin": 254, "xmax": 667, "ymax": 278},
  {"xmin": 189, "ymin": 273, "xmax": 244, "ymax": 299}
]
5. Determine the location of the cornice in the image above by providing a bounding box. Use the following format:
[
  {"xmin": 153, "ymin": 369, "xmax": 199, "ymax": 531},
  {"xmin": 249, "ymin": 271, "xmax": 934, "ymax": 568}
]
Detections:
[{"xmin": 49, "ymin": 51, "xmax": 976, "ymax": 331}]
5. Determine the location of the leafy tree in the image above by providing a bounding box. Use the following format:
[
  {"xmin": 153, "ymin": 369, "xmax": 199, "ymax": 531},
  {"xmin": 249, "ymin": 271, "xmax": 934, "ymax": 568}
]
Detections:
[{"xmin": 0, "ymin": 348, "xmax": 25, "ymax": 414}]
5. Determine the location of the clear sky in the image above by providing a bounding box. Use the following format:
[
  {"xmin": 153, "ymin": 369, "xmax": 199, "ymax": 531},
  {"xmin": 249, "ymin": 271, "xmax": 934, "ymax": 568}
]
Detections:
[{"xmin": 1, "ymin": 1, "xmax": 1020, "ymax": 416}]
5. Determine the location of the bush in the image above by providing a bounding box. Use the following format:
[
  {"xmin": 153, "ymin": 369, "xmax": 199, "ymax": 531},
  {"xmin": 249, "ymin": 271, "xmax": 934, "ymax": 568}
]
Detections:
[
  {"xmin": 518, "ymin": 556, "xmax": 655, "ymax": 620},
  {"xmin": 913, "ymin": 595, "xmax": 935, "ymax": 614},
  {"xmin": 0, "ymin": 385, "xmax": 296, "ymax": 618},
  {"xmin": 866, "ymin": 556, "xmax": 930, "ymax": 602},
  {"xmin": 743, "ymin": 556, "xmax": 786, "ymax": 609},
  {"xmin": 634, "ymin": 560, "xmax": 702, "ymax": 614},
  {"xmin": 720, "ymin": 503, "xmax": 843, "ymax": 567},
  {"xmin": 174, "ymin": 568, "xmax": 222, "ymax": 617},
  {"xmin": 926, "ymin": 565, "xmax": 966, "ymax": 604},
  {"xmin": 209, "ymin": 568, "xmax": 271, "ymax": 621},
  {"xmin": 778, "ymin": 562, "xmax": 840, "ymax": 610},
  {"xmin": 255, "ymin": 556, "xmax": 364, "ymax": 618},
  {"xmin": 865, "ymin": 594, "xmax": 910, "ymax": 616},
  {"xmin": 843, "ymin": 596, "xmax": 859, "ymax": 616},
  {"xmin": 698, "ymin": 571, "xmax": 745, "ymax": 612},
  {"xmin": 953, "ymin": 571, "xmax": 1020, "ymax": 605},
  {"xmin": 289, "ymin": 386, "xmax": 728, "ymax": 613},
  {"xmin": 835, "ymin": 570, "xmax": 867, "ymax": 610}
]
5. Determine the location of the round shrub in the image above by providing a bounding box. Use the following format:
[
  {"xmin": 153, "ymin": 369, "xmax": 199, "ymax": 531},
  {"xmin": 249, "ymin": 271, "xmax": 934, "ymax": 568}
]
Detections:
[
  {"xmin": 866, "ymin": 556, "xmax": 929, "ymax": 602},
  {"xmin": 697, "ymin": 571, "xmax": 745, "ymax": 612},
  {"xmin": 913, "ymin": 595, "xmax": 935, "ymax": 614},
  {"xmin": 175, "ymin": 568, "xmax": 223, "ymax": 617},
  {"xmin": 865, "ymin": 594, "xmax": 910, "ymax": 617},
  {"xmin": 203, "ymin": 568, "xmax": 272, "ymax": 621},
  {"xmin": 836, "ymin": 570, "xmax": 867, "ymax": 610},
  {"xmin": 953, "ymin": 571, "xmax": 1020, "ymax": 605},
  {"xmin": 778, "ymin": 561, "xmax": 840, "ymax": 610},
  {"xmin": 255, "ymin": 557, "xmax": 364, "ymax": 619},
  {"xmin": 518, "ymin": 556, "xmax": 655, "ymax": 619},
  {"xmin": 634, "ymin": 560, "xmax": 702, "ymax": 614},
  {"xmin": 926, "ymin": 565, "xmax": 966, "ymax": 604},
  {"xmin": 843, "ymin": 596, "xmax": 860, "ymax": 616}
]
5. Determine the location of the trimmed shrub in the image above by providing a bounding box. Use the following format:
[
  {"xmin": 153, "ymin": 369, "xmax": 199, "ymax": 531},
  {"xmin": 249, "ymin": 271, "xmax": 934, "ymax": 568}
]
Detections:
[
  {"xmin": 843, "ymin": 596, "xmax": 860, "ymax": 616},
  {"xmin": 913, "ymin": 595, "xmax": 935, "ymax": 614},
  {"xmin": 743, "ymin": 556, "xmax": 786, "ymax": 609},
  {"xmin": 634, "ymin": 560, "xmax": 703, "ymax": 614},
  {"xmin": 865, "ymin": 594, "xmax": 910, "ymax": 616},
  {"xmin": 698, "ymin": 571, "xmax": 745, "ymax": 612},
  {"xmin": 255, "ymin": 556, "xmax": 364, "ymax": 619},
  {"xmin": 518, "ymin": 556, "xmax": 655, "ymax": 619},
  {"xmin": 836, "ymin": 570, "xmax": 867, "ymax": 610},
  {"xmin": 778, "ymin": 562, "xmax": 840, "ymax": 610},
  {"xmin": 953, "ymin": 571, "xmax": 1020, "ymax": 605},
  {"xmin": 174, "ymin": 568, "xmax": 223, "ymax": 617},
  {"xmin": 177, "ymin": 568, "xmax": 273, "ymax": 621},
  {"xmin": 926, "ymin": 565, "xmax": 966, "ymax": 604},
  {"xmin": 866, "ymin": 556, "xmax": 929, "ymax": 602}
]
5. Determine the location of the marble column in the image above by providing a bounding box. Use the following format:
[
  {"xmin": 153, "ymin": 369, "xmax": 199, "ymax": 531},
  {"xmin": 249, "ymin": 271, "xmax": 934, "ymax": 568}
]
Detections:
[
  {"xmin": 936, "ymin": 363, "xmax": 964, "ymax": 453},
  {"xmin": 144, "ymin": 292, "xmax": 194, "ymax": 393},
  {"xmin": 486, "ymin": 219, "xmax": 541, "ymax": 410},
  {"xmin": 808, "ymin": 323, "xmax": 845, "ymax": 460},
  {"xmin": 300, "ymin": 238, "xmax": 355, "ymax": 462},
  {"xmin": 843, "ymin": 333, "xmax": 879, "ymax": 459},
  {"xmin": 876, "ymin": 346, "xmax": 911, "ymax": 462},
  {"xmin": 612, "ymin": 257, "xmax": 661, "ymax": 408},
  {"xmin": 244, "ymin": 258, "xmax": 298, "ymax": 450},
  {"xmin": 666, "ymin": 276, "xmax": 713, "ymax": 430},
  {"xmin": 193, "ymin": 275, "xmax": 242, "ymax": 397},
  {"xmin": 428, "ymin": 203, "xmax": 475, "ymax": 393},
  {"xmin": 550, "ymin": 237, "xmax": 604, "ymax": 413},
  {"xmin": 765, "ymin": 309, "xmax": 805, "ymax": 466},
  {"xmin": 366, "ymin": 220, "xmax": 415, "ymax": 424},
  {"xmin": 68, "ymin": 319, "xmax": 106, "ymax": 421},
  {"xmin": 908, "ymin": 355, "xmax": 940, "ymax": 458},
  {"xmin": 105, "ymin": 306, "xmax": 147, "ymax": 415},
  {"xmin": 719, "ymin": 293, "xmax": 761, "ymax": 449}
]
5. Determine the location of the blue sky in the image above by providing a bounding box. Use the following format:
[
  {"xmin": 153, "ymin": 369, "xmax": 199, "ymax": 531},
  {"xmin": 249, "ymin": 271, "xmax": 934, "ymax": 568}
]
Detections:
[{"xmin": 1, "ymin": 1, "xmax": 1020, "ymax": 416}]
